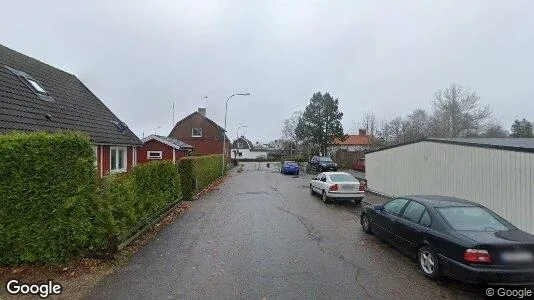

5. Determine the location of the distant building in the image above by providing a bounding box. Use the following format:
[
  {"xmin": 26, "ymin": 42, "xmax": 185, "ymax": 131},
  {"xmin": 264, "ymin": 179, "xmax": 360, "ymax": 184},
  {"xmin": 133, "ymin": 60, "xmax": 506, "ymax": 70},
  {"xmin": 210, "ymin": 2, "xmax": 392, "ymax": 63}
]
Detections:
[
  {"xmin": 231, "ymin": 136, "xmax": 268, "ymax": 159},
  {"xmin": 168, "ymin": 108, "xmax": 231, "ymax": 157},
  {"xmin": 333, "ymin": 129, "xmax": 378, "ymax": 152}
]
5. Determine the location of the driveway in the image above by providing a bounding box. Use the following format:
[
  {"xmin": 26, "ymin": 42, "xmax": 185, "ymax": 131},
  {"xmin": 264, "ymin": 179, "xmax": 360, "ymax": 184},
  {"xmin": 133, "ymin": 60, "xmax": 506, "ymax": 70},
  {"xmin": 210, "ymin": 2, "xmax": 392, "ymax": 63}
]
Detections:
[{"xmin": 88, "ymin": 162, "xmax": 483, "ymax": 299}]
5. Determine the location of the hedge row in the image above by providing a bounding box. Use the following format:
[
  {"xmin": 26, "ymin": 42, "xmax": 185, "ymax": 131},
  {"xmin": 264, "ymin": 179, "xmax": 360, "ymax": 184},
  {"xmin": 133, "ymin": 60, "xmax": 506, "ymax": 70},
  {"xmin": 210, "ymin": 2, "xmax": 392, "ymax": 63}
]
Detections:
[
  {"xmin": 178, "ymin": 154, "xmax": 224, "ymax": 199},
  {"xmin": 0, "ymin": 133, "xmax": 99, "ymax": 265},
  {"xmin": 0, "ymin": 132, "xmax": 183, "ymax": 265}
]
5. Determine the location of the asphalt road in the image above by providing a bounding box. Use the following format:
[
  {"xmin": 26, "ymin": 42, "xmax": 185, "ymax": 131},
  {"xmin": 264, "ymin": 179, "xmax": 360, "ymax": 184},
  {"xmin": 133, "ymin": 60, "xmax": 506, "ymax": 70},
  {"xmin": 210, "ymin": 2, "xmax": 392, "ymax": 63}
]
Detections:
[{"xmin": 88, "ymin": 162, "xmax": 483, "ymax": 299}]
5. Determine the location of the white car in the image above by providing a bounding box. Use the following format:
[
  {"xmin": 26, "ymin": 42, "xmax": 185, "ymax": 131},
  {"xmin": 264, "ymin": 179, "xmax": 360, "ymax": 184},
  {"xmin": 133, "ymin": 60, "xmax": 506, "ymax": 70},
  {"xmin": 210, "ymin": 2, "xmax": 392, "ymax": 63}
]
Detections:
[{"xmin": 310, "ymin": 172, "xmax": 365, "ymax": 204}]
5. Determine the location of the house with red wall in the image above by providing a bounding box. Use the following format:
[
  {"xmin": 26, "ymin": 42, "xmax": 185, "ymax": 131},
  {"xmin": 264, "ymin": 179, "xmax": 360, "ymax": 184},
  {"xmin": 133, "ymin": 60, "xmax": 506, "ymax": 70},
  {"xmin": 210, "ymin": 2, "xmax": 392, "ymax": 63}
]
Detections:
[
  {"xmin": 0, "ymin": 44, "xmax": 142, "ymax": 178},
  {"xmin": 137, "ymin": 135, "xmax": 193, "ymax": 164},
  {"xmin": 168, "ymin": 108, "xmax": 231, "ymax": 157}
]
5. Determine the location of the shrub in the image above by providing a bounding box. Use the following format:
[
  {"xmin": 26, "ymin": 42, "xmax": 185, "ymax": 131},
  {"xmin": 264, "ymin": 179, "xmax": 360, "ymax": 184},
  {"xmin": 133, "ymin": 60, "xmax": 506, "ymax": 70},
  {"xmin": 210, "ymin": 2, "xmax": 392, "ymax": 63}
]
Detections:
[
  {"xmin": 0, "ymin": 132, "xmax": 98, "ymax": 265},
  {"xmin": 178, "ymin": 154, "xmax": 224, "ymax": 199},
  {"xmin": 99, "ymin": 161, "xmax": 182, "ymax": 241}
]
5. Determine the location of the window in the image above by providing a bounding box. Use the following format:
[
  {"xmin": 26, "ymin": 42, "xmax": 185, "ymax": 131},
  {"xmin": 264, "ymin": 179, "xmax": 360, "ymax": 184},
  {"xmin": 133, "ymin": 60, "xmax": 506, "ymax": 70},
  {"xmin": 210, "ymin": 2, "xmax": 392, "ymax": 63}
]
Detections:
[
  {"xmin": 383, "ymin": 199, "xmax": 409, "ymax": 216},
  {"xmin": 420, "ymin": 211, "xmax": 431, "ymax": 227},
  {"xmin": 4, "ymin": 66, "xmax": 54, "ymax": 101},
  {"xmin": 329, "ymin": 174, "xmax": 356, "ymax": 182},
  {"xmin": 92, "ymin": 145, "xmax": 98, "ymax": 167},
  {"xmin": 110, "ymin": 147, "xmax": 127, "ymax": 173},
  {"xmin": 402, "ymin": 201, "xmax": 426, "ymax": 223},
  {"xmin": 27, "ymin": 78, "xmax": 47, "ymax": 94},
  {"xmin": 238, "ymin": 142, "xmax": 244, "ymax": 148},
  {"xmin": 437, "ymin": 206, "xmax": 512, "ymax": 231},
  {"xmin": 192, "ymin": 127, "xmax": 202, "ymax": 137},
  {"xmin": 147, "ymin": 151, "xmax": 163, "ymax": 160}
]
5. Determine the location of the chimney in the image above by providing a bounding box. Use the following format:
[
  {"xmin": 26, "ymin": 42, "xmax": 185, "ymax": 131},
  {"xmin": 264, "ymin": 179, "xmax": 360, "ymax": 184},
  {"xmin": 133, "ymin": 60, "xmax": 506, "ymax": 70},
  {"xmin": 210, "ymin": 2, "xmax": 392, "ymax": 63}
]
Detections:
[
  {"xmin": 198, "ymin": 108, "xmax": 206, "ymax": 117},
  {"xmin": 358, "ymin": 129, "xmax": 367, "ymax": 136}
]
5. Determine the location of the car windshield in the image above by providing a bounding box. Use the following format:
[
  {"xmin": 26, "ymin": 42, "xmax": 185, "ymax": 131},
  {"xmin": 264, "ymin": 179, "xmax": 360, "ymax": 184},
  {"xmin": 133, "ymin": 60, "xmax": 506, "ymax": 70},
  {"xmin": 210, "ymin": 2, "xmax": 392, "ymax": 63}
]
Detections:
[
  {"xmin": 437, "ymin": 206, "xmax": 512, "ymax": 231},
  {"xmin": 329, "ymin": 174, "xmax": 356, "ymax": 182},
  {"xmin": 318, "ymin": 157, "xmax": 333, "ymax": 162},
  {"xmin": 285, "ymin": 162, "xmax": 298, "ymax": 166}
]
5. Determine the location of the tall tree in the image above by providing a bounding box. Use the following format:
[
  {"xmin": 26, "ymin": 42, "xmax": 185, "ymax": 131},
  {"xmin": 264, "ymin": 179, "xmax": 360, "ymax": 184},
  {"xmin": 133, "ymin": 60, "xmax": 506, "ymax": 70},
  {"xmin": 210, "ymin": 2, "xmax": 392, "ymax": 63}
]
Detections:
[
  {"xmin": 295, "ymin": 92, "xmax": 346, "ymax": 155},
  {"xmin": 430, "ymin": 83, "xmax": 491, "ymax": 138},
  {"xmin": 480, "ymin": 122, "xmax": 508, "ymax": 138},
  {"xmin": 510, "ymin": 118, "xmax": 534, "ymax": 138}
]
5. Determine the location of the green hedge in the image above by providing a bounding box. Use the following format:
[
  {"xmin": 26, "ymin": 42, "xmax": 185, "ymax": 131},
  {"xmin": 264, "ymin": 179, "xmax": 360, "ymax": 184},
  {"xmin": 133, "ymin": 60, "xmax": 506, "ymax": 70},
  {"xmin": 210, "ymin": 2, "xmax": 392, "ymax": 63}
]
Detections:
[
  {"xmin": 0, "ymin": 132, "xmax": 99, "ymax": 265},
  {"xmin": 0, "ymin": 132, "xmax": 183, "ymax": 265},
  {"xmin": 178, "ymin": 154, "xmax": 224, "ymax": 199},
  {"xmin": 99, "ymin": 161, "xmax": 182, "ymax": 241}
]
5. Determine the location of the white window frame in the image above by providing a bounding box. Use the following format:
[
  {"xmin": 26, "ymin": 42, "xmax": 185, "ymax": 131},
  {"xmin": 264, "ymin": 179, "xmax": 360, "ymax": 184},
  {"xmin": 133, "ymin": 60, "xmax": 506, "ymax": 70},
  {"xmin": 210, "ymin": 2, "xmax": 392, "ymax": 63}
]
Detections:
[
  {"xmin": 92, "ymin": 145, "xmax": 98, "ymax": 168},
  {"xmin": 147, "ymin": 150, "xmax": 163, "ymax": 160},
  {"xmin": 238, "ymin": 142, "xmax": 243, "ymax": 148},
  {"xmin": 191, "ymin": 127, "xmax": 202, "ymax": 137},
  {"xmin": 110, "ymin": 146, "xmax": 127, "ymax": 173}
]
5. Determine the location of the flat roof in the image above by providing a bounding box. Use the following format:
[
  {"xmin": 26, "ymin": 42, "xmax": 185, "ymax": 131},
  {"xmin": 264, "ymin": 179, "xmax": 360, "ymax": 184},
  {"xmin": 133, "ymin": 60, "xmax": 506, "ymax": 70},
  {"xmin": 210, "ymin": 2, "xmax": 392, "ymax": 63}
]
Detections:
[{"xmin": 367, "ymin": 138, "xmax": 534, "ymax": 154}]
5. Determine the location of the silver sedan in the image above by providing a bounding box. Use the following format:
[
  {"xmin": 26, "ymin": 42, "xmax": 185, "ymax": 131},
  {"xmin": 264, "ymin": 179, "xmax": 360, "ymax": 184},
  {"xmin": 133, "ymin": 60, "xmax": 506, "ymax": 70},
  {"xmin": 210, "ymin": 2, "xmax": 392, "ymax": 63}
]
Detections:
[{"xmin": 310, "ymin": 172, "xmax": 365, "ymax": 204}]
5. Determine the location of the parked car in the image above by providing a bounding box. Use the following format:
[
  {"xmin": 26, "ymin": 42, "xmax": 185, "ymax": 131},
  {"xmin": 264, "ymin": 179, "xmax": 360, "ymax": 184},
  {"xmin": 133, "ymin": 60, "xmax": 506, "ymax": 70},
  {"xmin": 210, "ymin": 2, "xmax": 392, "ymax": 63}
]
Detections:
[
  {"xmin": 353, "ymin": 158, "xmax": 365, "ymax": 172},
  {"xmin": 281, "ymin": 161, "xmax": 299, "ymax": 175},
  {"xmin": 309, "ymin": 156, "xmax": 338, "ymax": 172},
  {"xmin": 310, "ymin": 172, "xmax": 365, "ymax": 204},
  {"xmin": 360, "ymin": 195, "xmax": 534, "ymax": 285}
]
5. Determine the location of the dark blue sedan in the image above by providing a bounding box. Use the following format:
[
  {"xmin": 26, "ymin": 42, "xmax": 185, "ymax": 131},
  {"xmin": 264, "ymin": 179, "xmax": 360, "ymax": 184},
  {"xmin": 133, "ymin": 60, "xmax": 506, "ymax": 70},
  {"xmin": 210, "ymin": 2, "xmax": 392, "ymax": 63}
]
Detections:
[
  {"xmin": 281, "ymin": 161, "xmax": 299, "ymax": 175},
  {"xmin": 361, "ymin": 195, "xmax": 534, "ymax": 285}
]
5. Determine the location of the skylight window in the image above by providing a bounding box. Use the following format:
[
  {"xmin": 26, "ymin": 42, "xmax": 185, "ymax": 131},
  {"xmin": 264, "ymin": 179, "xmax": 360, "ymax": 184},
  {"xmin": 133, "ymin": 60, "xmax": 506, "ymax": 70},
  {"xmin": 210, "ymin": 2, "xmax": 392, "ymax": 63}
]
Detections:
[{"xmin": 27, "ymin": 78, "xmax": 47, "ymax": 94}]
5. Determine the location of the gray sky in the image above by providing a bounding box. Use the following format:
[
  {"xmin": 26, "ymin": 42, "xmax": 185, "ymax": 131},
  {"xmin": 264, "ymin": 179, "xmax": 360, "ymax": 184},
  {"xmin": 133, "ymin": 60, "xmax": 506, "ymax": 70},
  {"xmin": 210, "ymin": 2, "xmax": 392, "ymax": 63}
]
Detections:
[{"xmin": 2, "ymin": 1, "xmax": 533, "ymax": 142}]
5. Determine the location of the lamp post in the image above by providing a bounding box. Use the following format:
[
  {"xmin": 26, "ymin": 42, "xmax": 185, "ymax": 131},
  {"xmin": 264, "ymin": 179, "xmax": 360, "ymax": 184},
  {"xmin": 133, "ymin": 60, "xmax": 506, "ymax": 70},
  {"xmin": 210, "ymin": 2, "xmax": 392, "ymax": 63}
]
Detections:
[{"xmin": 222, "ymin": 93, "xmax": 250, "ymax": 176}]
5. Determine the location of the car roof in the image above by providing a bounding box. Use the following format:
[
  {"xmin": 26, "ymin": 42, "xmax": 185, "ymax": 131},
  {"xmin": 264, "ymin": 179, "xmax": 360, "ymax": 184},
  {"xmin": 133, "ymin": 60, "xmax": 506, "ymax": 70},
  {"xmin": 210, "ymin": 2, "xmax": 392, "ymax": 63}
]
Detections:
[
  {"xmin": 400, "ymin": 195, "xmax": 478, "ymax": 207},
  {"xmin": 323, "ymin": 172, "xmax": 353, "ymax": 176}
]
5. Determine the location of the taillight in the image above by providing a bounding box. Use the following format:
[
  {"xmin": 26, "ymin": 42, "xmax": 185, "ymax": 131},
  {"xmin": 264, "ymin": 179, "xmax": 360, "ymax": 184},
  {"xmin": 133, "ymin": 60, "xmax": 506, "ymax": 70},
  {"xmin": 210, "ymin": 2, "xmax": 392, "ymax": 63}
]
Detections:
[
  {"xmin": 464, "ymin": 249, "xmax": 492, "ymax": 263},
  {"xmin": 359, "ymin": 182, "xmax": 365, "ymax": 191},
  {"xmin": 329, "ymin": 184, "xmax": 339, "ymax": 192}
]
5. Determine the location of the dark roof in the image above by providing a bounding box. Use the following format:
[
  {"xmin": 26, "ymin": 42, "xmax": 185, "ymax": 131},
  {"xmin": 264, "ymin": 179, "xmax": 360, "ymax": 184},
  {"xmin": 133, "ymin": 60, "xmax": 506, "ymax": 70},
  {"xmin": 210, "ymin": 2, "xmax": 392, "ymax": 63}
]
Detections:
[
  {"xmin": 367, "ymin": 138, "xmax": 534, "ymax": 154},
  {"xmin": 403, "ymin": 195, "xmax": 478, "ymax": 207},
  {"xmin": 233, "ymin": 136, "xmax": 254, "ymax": 149},
  {"xmin": 0, "ymin": 44, "xmax": 142, "ymax": 145},
  {"xmin": 169, "ymin": 111, "xmax": 230, "ymax": 142},
  {"xmin": 142, "ymin": 135, "xmax": 193, "ymax": 150}
]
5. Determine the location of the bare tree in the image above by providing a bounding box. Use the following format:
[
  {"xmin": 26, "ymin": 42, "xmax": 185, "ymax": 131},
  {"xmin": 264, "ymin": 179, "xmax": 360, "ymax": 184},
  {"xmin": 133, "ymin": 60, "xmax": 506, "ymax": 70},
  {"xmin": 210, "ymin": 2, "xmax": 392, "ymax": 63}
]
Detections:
[
  {"xmin": 354, "ymin": 112, "xmax": 378, "ymax": 135},
  {"xmin": 403, "ymin": 109, "xmax": 430, "ymax": 141},
  {"xmin": 430, "ymin": 83, "xmax": 491, "ymax": 138},
  {"xmin": 282, "ymin": 111, "xmax": 302, "ymax": 142}
]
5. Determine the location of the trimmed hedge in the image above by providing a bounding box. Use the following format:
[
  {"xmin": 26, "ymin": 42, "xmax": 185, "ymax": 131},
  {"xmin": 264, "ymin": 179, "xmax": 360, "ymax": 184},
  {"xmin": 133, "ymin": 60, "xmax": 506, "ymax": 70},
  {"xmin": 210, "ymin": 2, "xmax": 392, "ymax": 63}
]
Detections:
[
  {"xmin": 178, "ymin": 154, "xmax": 224, "ymax": 199},
  {"xmin": 99, "ymin": 161, "xmax": 182, "ymax": 241},
  {"xmin": 0, "ymin": 132, "xmax": 99, "ymax": 265},
  {"xmin": 0, "ymin": 132, "xmax": 183, "ymax": 265}
]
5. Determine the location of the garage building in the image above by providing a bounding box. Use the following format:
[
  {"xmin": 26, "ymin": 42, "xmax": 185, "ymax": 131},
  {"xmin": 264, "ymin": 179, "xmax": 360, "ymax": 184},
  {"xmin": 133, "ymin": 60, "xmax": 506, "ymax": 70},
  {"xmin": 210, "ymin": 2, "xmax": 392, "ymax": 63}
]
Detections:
[{"xmin": 366, "ymin": 138, "xmax": 534, "ymax": 234}]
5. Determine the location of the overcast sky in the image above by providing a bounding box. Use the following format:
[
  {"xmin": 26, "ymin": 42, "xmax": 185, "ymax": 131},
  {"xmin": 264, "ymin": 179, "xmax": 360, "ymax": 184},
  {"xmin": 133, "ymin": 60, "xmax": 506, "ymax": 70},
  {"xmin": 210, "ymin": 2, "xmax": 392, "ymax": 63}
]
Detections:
[{"xmin": 2, "ymin": 1, "xmax": 533, "ymax": 142}]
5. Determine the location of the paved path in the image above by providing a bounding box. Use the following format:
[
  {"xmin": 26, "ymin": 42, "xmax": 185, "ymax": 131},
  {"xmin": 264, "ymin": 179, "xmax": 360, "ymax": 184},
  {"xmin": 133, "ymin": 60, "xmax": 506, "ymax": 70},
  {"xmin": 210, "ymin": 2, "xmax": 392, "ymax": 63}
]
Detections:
[{"xmin": 88, "ymin": 162, "xmax": 482, "ymax": 299}]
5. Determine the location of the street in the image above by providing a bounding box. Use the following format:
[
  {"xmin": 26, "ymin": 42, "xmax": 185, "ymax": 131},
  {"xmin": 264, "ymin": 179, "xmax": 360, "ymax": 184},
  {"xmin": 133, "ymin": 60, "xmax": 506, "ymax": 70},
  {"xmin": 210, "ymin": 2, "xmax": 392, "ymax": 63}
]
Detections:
[{"xmin": 88, "ymin": 162, "xmax": 483, "ymax": 299}]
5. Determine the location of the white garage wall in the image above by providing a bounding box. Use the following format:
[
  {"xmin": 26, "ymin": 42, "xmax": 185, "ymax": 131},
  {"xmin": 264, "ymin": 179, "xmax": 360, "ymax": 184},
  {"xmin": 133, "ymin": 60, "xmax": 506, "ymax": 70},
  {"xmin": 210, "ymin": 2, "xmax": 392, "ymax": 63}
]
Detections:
[{"xmin": 366, "ymin": 141, "xmax": 534, "ymax": 234}]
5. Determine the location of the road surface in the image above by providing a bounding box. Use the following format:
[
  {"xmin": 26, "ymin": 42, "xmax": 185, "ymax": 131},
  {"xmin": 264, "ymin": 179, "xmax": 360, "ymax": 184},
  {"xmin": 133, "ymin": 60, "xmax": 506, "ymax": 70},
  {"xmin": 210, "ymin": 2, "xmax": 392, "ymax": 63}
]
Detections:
[{"xmin": 88, "ymin": 162, "xmax": 482, "ymax": 299}]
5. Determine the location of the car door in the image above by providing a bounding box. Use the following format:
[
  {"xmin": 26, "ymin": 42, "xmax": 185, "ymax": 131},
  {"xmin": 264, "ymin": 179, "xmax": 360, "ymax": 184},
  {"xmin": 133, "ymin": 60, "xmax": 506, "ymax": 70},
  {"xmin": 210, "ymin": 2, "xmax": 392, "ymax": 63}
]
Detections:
[
  {"xmin": 311, "ymin": 173, "xmax": 323, "ymax": 191},
  {"xmin": 372, "ymin": 198, "xmax": 409, "ymax": 242},
  {"xmin": 318, "ymin": 173, "xmax": 328, "ymax": 191},
  {"xmin": 391, "ymin": 200, "xmax": 428, "ymax": 257}
]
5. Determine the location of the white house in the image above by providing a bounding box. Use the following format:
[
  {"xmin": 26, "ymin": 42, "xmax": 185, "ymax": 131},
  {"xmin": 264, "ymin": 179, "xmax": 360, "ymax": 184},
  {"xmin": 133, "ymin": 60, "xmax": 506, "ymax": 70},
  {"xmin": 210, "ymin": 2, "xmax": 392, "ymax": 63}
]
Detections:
[{"xmin": 231, "ymin": 136, "xmax": 268, "ymax": 159}]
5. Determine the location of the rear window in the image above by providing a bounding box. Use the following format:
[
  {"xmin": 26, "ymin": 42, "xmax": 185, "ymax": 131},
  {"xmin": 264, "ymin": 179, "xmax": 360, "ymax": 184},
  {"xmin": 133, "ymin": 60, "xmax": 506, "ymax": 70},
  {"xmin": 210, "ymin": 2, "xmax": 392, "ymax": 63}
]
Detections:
[
  {"xmin": 437, "ymin": 206, "xmax": 511, "ymax": 231},
  {"xmin": 329, "ymin": 174, "xmax": 356, "ymax": 182}
]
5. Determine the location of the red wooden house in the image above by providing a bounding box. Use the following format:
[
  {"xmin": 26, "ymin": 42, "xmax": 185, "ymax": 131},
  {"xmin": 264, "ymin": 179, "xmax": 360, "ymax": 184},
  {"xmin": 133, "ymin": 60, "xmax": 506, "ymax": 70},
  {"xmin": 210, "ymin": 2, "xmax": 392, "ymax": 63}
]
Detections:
[
  {"xmin": 168, "ymin": 108, "xmax": 231, "ymax": 157},
  {"xmin": 137, "ymin": 135, "xmax": 193, "ymax": 164},
  {"xmin": 0, "ymin": 44, "xmax": 142, "ymax": 177}
]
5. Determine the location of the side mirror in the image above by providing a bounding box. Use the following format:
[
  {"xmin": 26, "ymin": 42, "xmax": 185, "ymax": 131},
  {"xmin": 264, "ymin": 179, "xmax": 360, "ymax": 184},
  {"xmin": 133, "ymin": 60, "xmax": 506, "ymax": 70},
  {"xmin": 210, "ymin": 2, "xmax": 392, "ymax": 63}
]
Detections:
[{"xmin": 375, "ymin": 205, "xmax": 384, "ymax": 211}]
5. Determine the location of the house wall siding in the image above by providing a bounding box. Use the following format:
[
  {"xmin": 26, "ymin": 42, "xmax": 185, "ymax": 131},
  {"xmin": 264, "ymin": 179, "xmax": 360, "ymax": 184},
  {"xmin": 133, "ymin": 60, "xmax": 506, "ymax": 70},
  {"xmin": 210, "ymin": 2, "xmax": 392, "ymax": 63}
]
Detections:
[
  {"xmin": 169, "ymin": 113, "xmax": 230, "ymax": 157},
  {"xmin": 366, "ymin": 141, "xmax": 534, "ymax": 234},
  {"xmin": 137, "ymin": 140, "xmax": 189, "ymax": 164}
]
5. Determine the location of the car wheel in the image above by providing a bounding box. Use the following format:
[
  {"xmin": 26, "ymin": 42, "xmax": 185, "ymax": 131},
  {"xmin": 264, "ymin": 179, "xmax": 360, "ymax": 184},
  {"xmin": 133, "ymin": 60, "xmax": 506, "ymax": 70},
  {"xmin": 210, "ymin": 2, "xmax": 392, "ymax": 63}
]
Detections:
[
  {"xmin": 296, "ymin": 171, "xmax": 299, "ymax": 176},
  {"xmin": 361, "ymin": 213, "xmax": 372, "ymax": 234},
  {"xmin": 354, "ymin": 198, "xmax": 362, "ymax": 205},
  {"xmin": 322, "ymin": 190, "xmax": 330, "ymax": 204},
  {"xmin": 310, "ymin": 184, "xmax": 314, "ymax": 195},
  {"xmin": 418, "ymin": 246, "xmax": 442, "ymax": 280}
]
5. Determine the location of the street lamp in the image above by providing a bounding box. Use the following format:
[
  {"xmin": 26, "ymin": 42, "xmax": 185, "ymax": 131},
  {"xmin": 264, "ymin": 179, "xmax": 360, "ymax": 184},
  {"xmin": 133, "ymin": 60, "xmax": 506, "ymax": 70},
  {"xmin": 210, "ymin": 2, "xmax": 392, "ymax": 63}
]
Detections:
[{"xmin": 222, "ymin": 93, "xmax": 251, "ymax": 175}]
